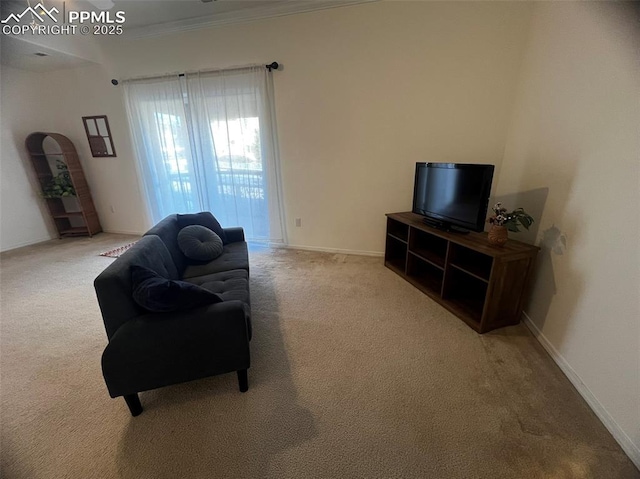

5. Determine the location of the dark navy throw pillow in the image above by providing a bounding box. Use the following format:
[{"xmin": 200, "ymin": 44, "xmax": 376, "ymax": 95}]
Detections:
[
  {"xmin": 178, "ymin": 225, "xmax": 224, "ymax": 262},
  {"xmin": 131, "ymin": 265, "xmax": 223, "ymax": 313},
  {"xmin": 177, "ymin": 212, "xmax": 228, "ymax": 245}
]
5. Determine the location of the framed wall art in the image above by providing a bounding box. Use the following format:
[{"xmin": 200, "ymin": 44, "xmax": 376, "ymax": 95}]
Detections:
[{"xmin": 82, "ymin": 115, "xmax": 116, "ymax": 157}]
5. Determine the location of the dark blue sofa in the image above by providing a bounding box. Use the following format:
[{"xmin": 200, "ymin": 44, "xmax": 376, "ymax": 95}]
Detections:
[{"xmin": 94, "ymin": 213, "xmax": 251, "ymax": 416}]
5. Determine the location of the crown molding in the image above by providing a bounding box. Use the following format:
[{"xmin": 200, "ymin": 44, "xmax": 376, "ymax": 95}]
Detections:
[{"xmin": 122, "ymin": 0, "xmax": 378, "ymax": 39}]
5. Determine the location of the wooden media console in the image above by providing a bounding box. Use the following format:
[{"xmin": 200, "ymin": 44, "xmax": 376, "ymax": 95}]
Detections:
[{"xmin": 385, "ymin": 212, "xmax": 539, "ymax": 333}]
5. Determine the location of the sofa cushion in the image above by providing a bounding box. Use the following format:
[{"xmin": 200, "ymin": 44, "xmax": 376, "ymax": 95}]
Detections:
[
  {"xmin": 182, "ymin": 242, "xmax": 250, "ymax": 279},
  {"xmin": 131, "ymin": 265, "xmax": 223, "ymax": 313},
  {"xmin": 186, "ymin": 269, "xmax": 252, "ymax": 340},
  {"xmin": 178, "ymin": 225, "xmax": 224, "ymax": 262},
  {"xmin": 144, "ymin": 214, "xmax": 244, "ymax": 276},
  {"xmin": 178, "ymin": 212, "xmax": 228, "ymax": 245},
  {"xmin": 186, "ymin": 269, "xmax": 249, "ymax": 303}
]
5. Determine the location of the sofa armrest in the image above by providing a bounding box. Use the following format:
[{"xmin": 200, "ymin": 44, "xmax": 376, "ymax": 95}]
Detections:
[
  {"xmin": 223, "ymin": 227, "xmax": 245, "ymax": 243},
  {"xmin": 102, "ymin": 300, "xmax": 250, "ymax": 397},
  {"xmin": 105, "ymin": 300, "xmax": 250, "ymax": 358}
]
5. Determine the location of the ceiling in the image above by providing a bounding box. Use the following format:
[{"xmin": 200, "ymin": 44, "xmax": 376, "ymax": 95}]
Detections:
[
  {"xmin": 0, "ymin": 35, "xmax": 97, "ymax": 72},
  {"xmin": 107, "ymin": 0, "xmax": 376, "ymax": 38},
  {"xmin": 1, "ymin": 0, "xmax": 375, "ymax": 71},
  {"xmin": 106, "ymin": 0, "xmax": 300, "ymax": 30}
]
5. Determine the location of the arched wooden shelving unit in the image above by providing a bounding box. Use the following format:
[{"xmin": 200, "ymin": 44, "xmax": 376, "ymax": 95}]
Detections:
[{"xmin": 26, "ymin": 132, "xmax": 102, "ymax": 238}]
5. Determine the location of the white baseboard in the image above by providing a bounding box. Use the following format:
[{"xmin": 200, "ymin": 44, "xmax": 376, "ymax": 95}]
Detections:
[
  {"xmin": 279, "ymin": 243, "xmax": 384, "ymax": 257},
  {"xmin": 522, "ymin": 312, "xmax": 640, "ymax": 470},
  {"xmin": 101, "ymin": 229, "xmax": 145, "ymax": 236},
  {"xmin": 0, "ymin": 234, "xmax": 55, "ymax": 253}
]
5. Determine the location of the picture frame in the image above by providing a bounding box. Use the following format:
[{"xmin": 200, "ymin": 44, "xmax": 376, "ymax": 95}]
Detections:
[{"xmin": 82, "ymin": 115, "xmax": 116, "ymax": 157}]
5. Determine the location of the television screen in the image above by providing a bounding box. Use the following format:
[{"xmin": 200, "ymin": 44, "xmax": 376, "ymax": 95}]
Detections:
[{"xmin": 412, "ymin": 163, "xmax": 494, "ymax": 232}]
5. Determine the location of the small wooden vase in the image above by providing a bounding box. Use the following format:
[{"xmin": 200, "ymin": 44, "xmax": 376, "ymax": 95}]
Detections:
[{"xmin": 488, "ymin": 225, "xmax": 508, "ymax": 246}]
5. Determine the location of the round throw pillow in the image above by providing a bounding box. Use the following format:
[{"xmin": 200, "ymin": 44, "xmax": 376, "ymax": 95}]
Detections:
[{"xmin": 177, "ymin": 225, "xmax": 224, "ymax": 262}]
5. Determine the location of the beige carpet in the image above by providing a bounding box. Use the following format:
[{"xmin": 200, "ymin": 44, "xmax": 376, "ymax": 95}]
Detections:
[{"xmin": 1, "ymin": 234, "xmax": 637, "ymax": 479}]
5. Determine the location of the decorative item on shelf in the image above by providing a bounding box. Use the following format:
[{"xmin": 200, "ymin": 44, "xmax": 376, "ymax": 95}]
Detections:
[
  {"xmin": 487, "ymin": 202, "xmax": 534, "ymax": 246},
  {"xmin": 487, "ymin": 224, "xmax": 509, "ymax": 246},
  {"xmin": 40, "ymin": 160, "xmax": 76, "ymax": 198}
]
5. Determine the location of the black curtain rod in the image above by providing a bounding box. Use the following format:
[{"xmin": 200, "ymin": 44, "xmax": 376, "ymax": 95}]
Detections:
[
  {"xmin": 111, "ymin": 62, "xmax": 279, "ymax": 86},
  {"xmin": 176, "ymin": 63, "xmax": 279, "ymax": 76}
]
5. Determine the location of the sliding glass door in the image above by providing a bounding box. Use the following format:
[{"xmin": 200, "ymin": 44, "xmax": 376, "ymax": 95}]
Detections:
[{"xmin": 124, "ymin": 66, "xmax": 285, "ymax": 244}]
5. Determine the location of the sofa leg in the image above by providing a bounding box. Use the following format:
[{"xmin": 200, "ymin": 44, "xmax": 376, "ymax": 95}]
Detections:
[
  {"xmin": 237, "ymin": 369, "xmax": 249, "ymax": 392},
  {"xmin": 124, "ymin": 393, "xmax": 143, "ymax": 416}
]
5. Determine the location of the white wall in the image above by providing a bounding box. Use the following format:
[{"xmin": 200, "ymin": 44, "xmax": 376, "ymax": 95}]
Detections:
[
  {"xmin": 496, "ymin": 1, "xmax": 640, "ymax": 466},
  {"xmin": 0, "ymin": 66, "xmax": 57, "ymax": 251},
  {"xmin": 2, "ymin": 0, "xmax": 638, "ymax": 468},
  {"xmin": 44, "ymin": 1, "xmax": 532, "ymax": 252},
  {"xmin": 42, "ymin": 65, "xmax": 148, "ymax": 235},
  {"xmin": 0, "ymin": 62, "xmax": 146, "ymax": 251}
]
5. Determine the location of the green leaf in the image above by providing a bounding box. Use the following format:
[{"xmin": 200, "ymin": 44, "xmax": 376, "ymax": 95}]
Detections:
[{"xmin": 519, "ymin": 217, "xmax": 532, "ymax": 229}]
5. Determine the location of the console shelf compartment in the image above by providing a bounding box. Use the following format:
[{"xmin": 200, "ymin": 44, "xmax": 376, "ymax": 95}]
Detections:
[
  {"xmin": 442, "ymin": 268, "xmax": 487, "ymax": 325},
  {"xmin": 384, "ymin": 233, "xmax": 408, "ymax": 275},
  {"xmin": 409, "ymin": 228, "xmax": 447, "ymax": 269},
  {"xmin": 385, "ymin": 212, "xmax": 539, "ymax": 333},
  {"xmin": 407, "ymin": 252, "xmax": 444, "ymax": 296},
  {"xmin": 448, "ymin": 244, "xmax": 493, "ymax": 281},
  {"xmin": 387, "ymin": 217, "xmax": 409, "ymax": 242}
]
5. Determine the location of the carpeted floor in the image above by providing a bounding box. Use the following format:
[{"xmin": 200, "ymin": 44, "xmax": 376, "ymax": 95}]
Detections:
[{"xmin": 1, "ymin": 234, "xmax": 638, "ymax": 479}]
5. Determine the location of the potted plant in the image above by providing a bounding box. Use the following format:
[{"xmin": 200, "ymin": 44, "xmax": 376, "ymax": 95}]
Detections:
[
  {"xmin": 487, "ymin": 202, "xmax": 534, "ymax": 246},
  {"xmin": 41, "ymin": 160, "xmax": 76, "ymax": 199}
]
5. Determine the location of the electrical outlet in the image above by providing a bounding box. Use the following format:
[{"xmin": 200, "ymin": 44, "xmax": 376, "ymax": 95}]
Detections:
[
  {"xmin": 295, "ymin": 218, "xmax": 302, "ymax": 227},
  {"xmin": 110, "ymin": 204, "xmax": 115, "ymax": 213}
]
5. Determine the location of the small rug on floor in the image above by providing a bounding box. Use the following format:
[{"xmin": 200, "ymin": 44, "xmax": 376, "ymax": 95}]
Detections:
[{"xmin": 99, "ymin": 242, "xmax": 137, "ymax": 258}]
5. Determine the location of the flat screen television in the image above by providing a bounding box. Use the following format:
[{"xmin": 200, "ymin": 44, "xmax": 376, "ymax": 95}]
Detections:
[{"xmin": 412, "ymin": 162, "xmax": 495, "ymax": 233}]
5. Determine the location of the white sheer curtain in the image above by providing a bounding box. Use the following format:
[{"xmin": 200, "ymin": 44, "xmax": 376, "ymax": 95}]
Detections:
[{"xmin": 124, "ymin": 66, "xmax": 286, "ymax": 244}]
